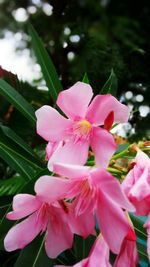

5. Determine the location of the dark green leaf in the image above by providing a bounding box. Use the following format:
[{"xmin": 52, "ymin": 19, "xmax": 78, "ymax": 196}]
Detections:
[
  {"xmin": 14, "ymin": 235, "xmax": 55, "ymax": 267},
  {"xmin": 73, "ymin": 235, "xmax": 95, "ymax": 261},
  {"xmin": 0, "ymin": 127, "xmax": 44, "ymax": 180},
  {"xmin": 82, "ymin": 73, "xmax": 90, "ymax": 84},
  {"xmin": 0, "ymin": 125, "xmax": 45, "ymax": 168},
  {"xmin": 28, "ymin": 24, "xmax": 62, "ymax": 102},
  {"xmin": 100, "ymin": 68, "xmax": 118, "ymax": 96},
  {"xmin": 130, "ymin": 214, "xmax": 147, "ymax": 241},
  {"xmin": 0, "ymin": 176, "xmax": 26, "ymax": 196},
  {"xmin": 0, "ymin": 79, "xmax": 36, "ymax": 125}
]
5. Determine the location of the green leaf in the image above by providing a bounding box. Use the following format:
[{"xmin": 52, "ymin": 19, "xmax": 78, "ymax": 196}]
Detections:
[
  {"xmin": 73, "ymin": 235, "xmax": 95, "ymax": 261},
  {"xmin": 0, "ymin": 176, "xmax": 26, "ymax": 196},
  {"xmin": 0, "ymin": 125, "xmax": 45, "ymax": 168},
  {"xmin": 14, "ymin": 235, "xmax": 55, "ymax": 267},
  {"xmin": 82, "ymin": 73, "xmax": 90, "ymax": 84},
  {"xmin": 28, "ymin": 24, "xmax": 62, "ymax": 102},
  {"xmin": 130, "ymin": 214, "xmax": 147, "ymax": 241},
  {"xmin": 0, "ymin": 79, "xmax": 36, "ymax": 125},
  {"xmin": 0, "ymin": 127, "xmax": 45, "ymax": 180},
  {"xmin": 100, "ymin": 68, "xmax": 118, "ymax": 96}
]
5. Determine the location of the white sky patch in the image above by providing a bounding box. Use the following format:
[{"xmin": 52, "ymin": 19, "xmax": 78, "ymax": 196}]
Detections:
[{"xmin": 0, "ymin": 32, "xmax": 41, "ymax": 82}]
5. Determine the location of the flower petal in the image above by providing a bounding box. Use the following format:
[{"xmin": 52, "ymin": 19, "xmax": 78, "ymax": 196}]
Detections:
[
  {"xmin": 96, "ymin": 193, "xmax": 130, "ymax": 254},
  {"xmin": 35, "ymin": 105, "xmax": 71, "ymax": 141},
  {"xmin": 4, "ymin": 212, "xmax": 42, "ymax": 251},
  {"xmin": 136, "ymin": 150, "xmax": 150, "ymax": 169},
  {"xmin": 69, "ymin": 209, "xmax": 95, "ymax": 238},
  {"xmin": 48, "ymin": 140, "xmax": 89, "ymax": 171},
  {"xmin": 56, "ymin": 82, "xmax": 93, "ymax": 120},
  {"xmin": 45, "ymin": 207, "xmax": 73, "ymax": 258},
  {"xmin": 114, "ymin": 230, "xmax": 138, "ymax": 267},
  {"xmin": 90, "ymin": 127, "xmax": 116, "ymax": 168},
  {"xmin": 45, "ymin": 141, "xmax": 63, "ymax": 161},
  {"xmin": 88, "ymin": 237, "xmax": 112, "ymax": 267},
  {"xmin": 53, "ymin": 163, "xmax": 91, "ymax": 179},
  {"xmin": 91, "ymin": 169, "xmax": 134, "ymax": 211},
  {"xmin": 6, "ymin": 194, "xmax": 41, "ymax": 220},
  {"xmin": 86, "ymin": 94, "xmax": 129, "ymax": 125},
  {"xmin": 35, "ymin": 175, "xmax": 71, "ymax": 203}
]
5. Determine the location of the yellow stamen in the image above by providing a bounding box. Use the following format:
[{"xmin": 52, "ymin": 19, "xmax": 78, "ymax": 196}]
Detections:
[{"xmin": 77, "ymin": 120, "xmax": 91, "ymax": 135}]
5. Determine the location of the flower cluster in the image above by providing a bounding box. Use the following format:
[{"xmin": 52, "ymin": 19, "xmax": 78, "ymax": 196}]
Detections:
[{"xmin": 4, "ymin": 82, "xmax": 150, "ymax": 266}]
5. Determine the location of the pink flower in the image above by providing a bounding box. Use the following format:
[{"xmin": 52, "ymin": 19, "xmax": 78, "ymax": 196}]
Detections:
[
  {"xmin": 4, "ymin": 193, "xmax": 74, "ymax": 258},
  {"xmin": 122, "ymin": 150, "xmax": 150, "ymax": 216},
  {"xmin": 55, "ymin": 236, "xmax": 112, "ymax": 267},
  {"xmin": 36, "ymin": 163, "xmax": 134, "ymax": 254},
  {"xmin": 144, "ymin": 216, "xmax": 150, "ymax": 261},
  {"xmin": 114, "ymin": 227, "xmax": 138, "ymax": 267},
  {"xmin": 36, "ymin": 82, "xmax": 129, "ymax": 169}
]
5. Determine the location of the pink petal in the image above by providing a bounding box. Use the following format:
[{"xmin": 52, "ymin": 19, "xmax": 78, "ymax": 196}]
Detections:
[
  {"xmin": 35, "ymin": 105, "xmax": 71, "ymax": 141},
  {"xmin": 69, "ymin": 209, "xmax": 95, "ymax": 238},
  {"xmin": 122, "ymin": 169, "xmax": 135, "ymax": 196},
  {"xmin": 127, "ymin": 168, "xmax": 150, "ymax": 215},
  {"xmin": 129, "ymin": 168, "xmax": 150, "ymax": 201},
  {"xmin": 55, "ymin": 259, "xmax": 88, "ymax": 267},
  {"xmin": 91, "ymin": 169, "xmax": 134, "ymax": 211},
  {"xmin": 136, "ymin": 150, "xmax": 150, "ymax": 169},
  {"xmin": 86, "ymin": 94, "xmax": 129, "ymax": 125},
  {"xmin": 96, "ymin": 193, "xmax": 130, "ymax": 254},
  {"xmin": 88, "ymin": 237, "xmax": 112, "ymax": 267},
  {"xmin": 4, "ymin": 212, "xmax": 42, "ymax": 251},
  {"xmin": 45, "ymin": 207, "xmax": 73, "ymax": 258},
  {"xmin": 90, "ymin": 127, "xmax": 116, "ymax": 168},
  {"xmin": 45, "ymin": 141, "xmax": 63, "ymax": 161},
  {"xmin": 6, "ymin": 194, "xmax": 41, "ymax": 220},
  {"xmin": 48, "ymin": 140, "xmax": 89, "ymax": 171},
  {"xmin": 114, "ymin": 229, "xmax": 138, "ymax": 267},
  {"xmin": 56, "ymin": 82, "xmax": 93, "ymax": 120},
  {"xmin": 35, "ymin": 175, "xmax": 72, "ymax": 203},
  {"xmin": 53, "ymin": 163, "xmax": 91, "ymax": 179}
]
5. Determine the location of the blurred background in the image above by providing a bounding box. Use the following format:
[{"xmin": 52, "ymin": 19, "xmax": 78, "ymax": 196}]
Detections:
[{"xmin": 0, "ymin": 0, "xmax": 150, "ymax": 140}]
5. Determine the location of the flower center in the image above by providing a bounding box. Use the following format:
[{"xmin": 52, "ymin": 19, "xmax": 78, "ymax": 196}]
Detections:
[{"xmin": 73, "ymin": 119, "xmax": 92, "ymax": 138}]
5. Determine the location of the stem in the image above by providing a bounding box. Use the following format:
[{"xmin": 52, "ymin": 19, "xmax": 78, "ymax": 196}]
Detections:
[
  {"xmin": 112, "ymin": 148, "xmax": 129, "ymax": 160},
  {"xmin": 107, "ymin": 167, "xmax": 122, "ymax": 174}
]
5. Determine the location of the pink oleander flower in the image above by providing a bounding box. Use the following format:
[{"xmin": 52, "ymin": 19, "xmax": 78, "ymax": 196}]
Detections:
[
  {"xmin": 122, "ymin": 149, "xmax": 150, "ymax": 216},
  {"xmin": 144, "ymin": 216, "xmax": 150, "ymax": 261},
  {"xmin": 36, "ymin": 82, "xmax": 129, "ymax": 169},
  {"xmin": 55, "ymin": 236, "xmax": 112, "ymax": 267},
  {"xmin": 35, "ymin": 163, "xmax": 134, "ymax": 254},
  {"xmin": 4, "ymin": 193, "xmax": 74, "ymax": 258},
  {"xmin": 114, "ymin": 227, "xmax": 138, "ymax": 267}
]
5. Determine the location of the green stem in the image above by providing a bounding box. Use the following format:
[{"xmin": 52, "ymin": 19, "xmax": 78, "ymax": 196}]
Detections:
[
  {"xmin": 112, "ymin": 148, "xmax": 129, "ymax": 160},
  {"xmin": 107, "ymin": 167, "xmax": 122, "ymax": 174}
]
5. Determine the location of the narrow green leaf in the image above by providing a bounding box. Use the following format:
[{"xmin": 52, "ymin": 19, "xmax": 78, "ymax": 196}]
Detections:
[
  {"xmin": 0, "ymin": 79, "xmax": 36, "ymax": 124},
  {"xmin": 130, "ymin": 214, "xmax": 147, "ymax": 241},
  {"xmin": 0, "ymin": 176, "xmax": 26, "ymax": 196},
  {"xmin": 28, "ymin": 24, "xmax": 62, "ymax": 102},
  {"xmin": 0, "ymin": 125, "xmax": 45, "ymax": 168},
  {"xmin": 0, "ymin": 127, "xmax": 45, "ymax": 180},
  {"xmin": 0, "ymin": 145, "xmax": 35, "ymax": 180},
  {"xmin": 14, "ymin": 235, "xmax": 54, "ymax": 267},
  {"xmin": 82, "ymin": 73, "xmax": 90, "ymax": 84},
  {"xmin": 100, "ymin": 68, "xmax": 118, "ymax": 96}
]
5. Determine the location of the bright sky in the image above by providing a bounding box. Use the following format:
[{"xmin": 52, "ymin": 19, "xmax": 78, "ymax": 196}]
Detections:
[{"xmin": 0, "ymin": 31, "xmax": 41, "ymax": 82}]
